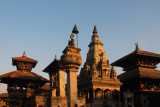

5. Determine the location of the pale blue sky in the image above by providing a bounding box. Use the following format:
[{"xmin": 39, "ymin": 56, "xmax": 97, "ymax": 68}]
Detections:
[{"xmin": 0, "ymin": 0, "xmax": 160, "ymax": 93}]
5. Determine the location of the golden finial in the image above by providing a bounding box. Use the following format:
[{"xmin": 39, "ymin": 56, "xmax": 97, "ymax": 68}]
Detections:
[
  {"xmin": 135, "ymin": 43, "xmax": 140, "ymax": 51},
  {"xmin": 23, "ymin": 51, "xmax": 26, "ymax": 57}
]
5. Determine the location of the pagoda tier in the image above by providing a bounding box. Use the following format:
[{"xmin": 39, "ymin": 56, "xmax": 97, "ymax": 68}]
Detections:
[
  {"xmin": 12, "ymin": 52, "xmax": 37, "ymax": 72},
  {"xmin": 112, "ymin": 46, "xmax": 160, "ymax": 71},
  {"xmin": 112, "ymin": 44, "xmax": 160, "ymax": 81},
  {"xmin": 0, "ymin": 70, "xmax": 49, "ymax": 85}
]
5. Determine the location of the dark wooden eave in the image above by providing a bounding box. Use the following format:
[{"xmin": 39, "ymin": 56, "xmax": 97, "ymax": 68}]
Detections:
[
  {"xmin": 0, "ymin": 71, "xmax": 49, "ymax": 84},
  {"xmin": 112, "ymin": 50, "xmax": 160, "ymax": 69},
  {"xmin": 118, "ymin": 67, "xmax": 160, "ymax": 81},
  {"xmin": 43, "ymin": 59, "xmax": 62, "ymax": 74}
]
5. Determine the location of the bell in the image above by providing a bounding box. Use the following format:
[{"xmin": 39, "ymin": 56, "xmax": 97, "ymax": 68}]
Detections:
[{"xmin": 72, "ymin": 24, "xmax": 79, "ymax": 34}]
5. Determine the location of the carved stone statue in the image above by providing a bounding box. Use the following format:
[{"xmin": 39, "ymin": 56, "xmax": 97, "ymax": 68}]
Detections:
[{"xmin": 68, "ymin": 33, "xmax": 75, "ymax": 46}]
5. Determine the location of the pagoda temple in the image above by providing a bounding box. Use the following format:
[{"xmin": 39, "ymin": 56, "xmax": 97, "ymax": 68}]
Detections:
[
  {"xmin": 0, "ymin": 52, "xmax": 49, "ymax": 107},
  {"xmin": 78, "ymin": 25, "xmax": 122, "ymax": 107},
  {"xmin": 112, "ymin": 44, "xmax": 160, "ymax": 107}
]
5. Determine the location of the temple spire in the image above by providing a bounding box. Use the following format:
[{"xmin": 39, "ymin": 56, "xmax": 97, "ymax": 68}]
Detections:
[{"xmin": 93, "ymin": 25, "xmax": 98, "ymax": 34}]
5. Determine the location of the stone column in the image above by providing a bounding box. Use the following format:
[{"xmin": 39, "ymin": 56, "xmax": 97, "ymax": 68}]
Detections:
[
  {"xmin": 61, "ymin": 37, "xmax": 82, "ymax": 107},
  {"xmin": 58, "ymin": 70, "xmax": 66, "ymax": 97},
  {"xmin": 67, "ymin": 69, "xmax": 78, "ymax": 107},
  {"xmin": 50, "ymin": 74, "xmax": 56, "ymax": 97}
]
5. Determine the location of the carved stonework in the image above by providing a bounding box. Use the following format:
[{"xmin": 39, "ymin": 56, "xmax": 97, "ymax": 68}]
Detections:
[
  {"xmin": 61, "ymin": 36, "xmax": 82, "ymax": 67},
  {"xmin": 78, "ymin": 26, "xmax": 122, "ymax": 105},
  {"xmin": 61, "ymin": 53, "xmax": 82, "ymax": 67}
]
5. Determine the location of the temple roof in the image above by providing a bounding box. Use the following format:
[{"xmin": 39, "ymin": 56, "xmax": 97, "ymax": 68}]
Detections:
[
  {"xmin": 118, "ymin": 67, "xmax": 160, "ymax": 80},
  {"xmin": 43, "ymin": 59, "xmax": 62, "ymax": 73},
  {"xmin": 12, "ymin": 52, "xmax": 37, "ymax": 67},
  {"xmin": 112, "ymin": 50, "xmax": 160, "ymax": 69},
  {"xmin": 0, "ymin": 71, "xmax": 49, "ymax": 83}
]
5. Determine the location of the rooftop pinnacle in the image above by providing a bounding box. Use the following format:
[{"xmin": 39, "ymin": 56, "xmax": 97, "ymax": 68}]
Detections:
[
  {"xmin": 135, "ymin": 43, "xmax": 140, "ymax": 51},
  {"xmin": 93, "ymin": 25, "xmax": 98, "ymax": 34},
  {"xmin": 23, "ymin": 51, "xmax": 26, "ymax": 57}
]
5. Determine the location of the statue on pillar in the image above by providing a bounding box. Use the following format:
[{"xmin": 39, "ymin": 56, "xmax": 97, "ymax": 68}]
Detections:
[{"xmin": 68, "ymin": 33, "xmax": 75, "ymax": 46}]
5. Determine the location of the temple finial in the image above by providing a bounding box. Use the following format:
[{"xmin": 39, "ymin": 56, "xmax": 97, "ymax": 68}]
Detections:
[
  {"xmin": 54, "ymin": 55, "xmax": 57, "ymax": 60},
  {"xmin": 93, "ymin": 25, "xmax": 98, "ymax": 34},
  {"xmin": 23, "ymin": 51, "xmax": 26, "ymax": 57},
  {"xmin": 135, "ymin": 43, "xmax": 140, "ymax": 51},
  {"xmin": 72, "ymin": 24, "xmax": 79, "ymax": 34}
]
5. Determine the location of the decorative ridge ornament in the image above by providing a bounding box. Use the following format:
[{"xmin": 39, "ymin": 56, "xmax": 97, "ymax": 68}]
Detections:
[
  {"xmin": 23, "ymin": 51, "xmax": 26, "ymax": 57},
  {"xmin": 135, "ymin": 43, "xmax": 141, "ymax": 51}
]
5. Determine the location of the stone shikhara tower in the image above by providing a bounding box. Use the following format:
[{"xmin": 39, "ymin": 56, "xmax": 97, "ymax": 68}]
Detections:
[{"xmin": 78, "ymin": 25, "xmax": 122, "ymax": 106}]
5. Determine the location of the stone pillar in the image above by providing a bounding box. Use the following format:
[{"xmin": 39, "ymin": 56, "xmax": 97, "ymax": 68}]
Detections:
[
  {"xmin": 58, "ymin": 70, "xmax": 66, "ymax": 97},
  {"xmin": 61, "ymin": 33, "xmax": 82, "ymax": 107},
  {"xmin": 67, "ymin": 70, "xmax": 78, "ymax": 107},
  {"xmin": 50, "ymin": 74, "xmax": 56, "ymax": 97}
]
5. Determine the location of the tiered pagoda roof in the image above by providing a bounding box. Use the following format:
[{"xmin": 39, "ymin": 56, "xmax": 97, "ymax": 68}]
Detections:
[
  {"xmin": 112, "ymin": 44, "xmax": 160, "ymax": 80},
  {"xmin": 0, "ymin": 70, "xmax": 48, "ymax": 83},
  {"xmin": 0, "ymin": 52, "xmax": 49, "ymax": 84},
  {"xmin": 12, "ymin": 52, "xmax": 37, "ymax": 67}
]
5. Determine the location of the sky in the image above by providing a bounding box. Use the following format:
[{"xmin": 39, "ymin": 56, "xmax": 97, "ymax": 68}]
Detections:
[{"xmin": 0, "ymin": 0, "xmax": 160, "ymax": 93}]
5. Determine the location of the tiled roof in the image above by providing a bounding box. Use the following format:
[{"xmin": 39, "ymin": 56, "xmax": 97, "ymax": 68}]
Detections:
[
  {"xmin": 0, "ymin": 71, "xmax": 49, "ymax": 83},
  {"xmin": 12, "ymin": 56, "xmax": 37, "ymax": 64},
  {"xmin": 118, "ymin": 67, "xmax": 160, "ymax": 80},
  {"xmin": 112, "ymin": 50, "xmax": 160, "ymax": 66},
  {"xmin": 43, "ymin": 59, "xmax": 61, "ymax": 73}
]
